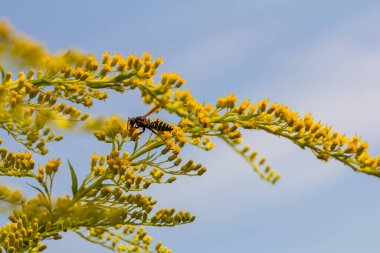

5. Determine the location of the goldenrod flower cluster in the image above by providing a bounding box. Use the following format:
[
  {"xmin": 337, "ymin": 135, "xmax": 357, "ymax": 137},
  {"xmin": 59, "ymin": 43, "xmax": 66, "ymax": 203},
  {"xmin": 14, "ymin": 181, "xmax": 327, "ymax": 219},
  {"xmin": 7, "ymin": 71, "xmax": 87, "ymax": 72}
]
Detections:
[
  {"xmin": 147, "ymin": 90, "xmax": 280, "ymax": 182},
  {"xmin": 0, "ymin": 214, "xmax": 48, "ymax": 253},
  {"xmin": 150, "ymin": 209, "xmax": 195, "ymax": 226},
  {"xmin": 0, "ymin": 68, "xmax": 89, "ymax": 154},
  {"xmin": 248, "ymin": 102, "xmax": 380, "ymax": 177},
  {"xmin": 76, "ymin": 226, "xmax": 172, "ymax": 253},
  {"xmin": 92, "ymin": 116, "xmax": 207, "ymax": 187},
  {"xmin": 0, "ymin": 185, "xmax": 24, "ymax": 205},
  {"xmin": 0, "ymin": 189, "xmax": 181, "ymax": 252},
  {"xmin": 0, "ymin": 19, "xmax": 379, "ymax": 253},
  {"xmin": 0, "ymin": 19, "xmax": 86, "ymax": 71},
  {"xmin": 0, "ymin": 149, "xmax": 34, "ymax": 176}
]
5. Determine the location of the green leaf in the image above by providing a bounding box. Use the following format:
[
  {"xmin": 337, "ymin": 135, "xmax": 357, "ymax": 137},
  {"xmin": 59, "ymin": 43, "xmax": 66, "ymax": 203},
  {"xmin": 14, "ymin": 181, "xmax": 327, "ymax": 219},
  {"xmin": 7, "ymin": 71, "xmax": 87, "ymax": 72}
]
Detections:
[
  {"xmin": 133, "ymin": 139, "xmax": 139, "ymax": 153},
  {"xmin": 112, "ymin": 72, "xmax": 134, "ymax": 82},
  {"xmin": 68, "ymin": 160, "xmax": 78, "ymax": 197},
  {"xmin": 0, "ymin": 65, "xmax": 5, "ymax": 83},
  {"xmin": 146, "ymin": 152, "xmax": 157, "ymax": 161},
  {"xmin": 27, "ymin": 183, "xmax": 47, "ymax": 199}
]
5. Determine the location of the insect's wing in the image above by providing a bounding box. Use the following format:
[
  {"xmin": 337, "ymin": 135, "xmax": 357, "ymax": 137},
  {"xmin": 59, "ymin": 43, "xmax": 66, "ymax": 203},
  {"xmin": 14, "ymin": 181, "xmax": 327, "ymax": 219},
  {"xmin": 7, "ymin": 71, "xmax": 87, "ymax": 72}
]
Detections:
[{"xmin": 143, "ymin": 103, "xmax": 162, "ymax": 117}]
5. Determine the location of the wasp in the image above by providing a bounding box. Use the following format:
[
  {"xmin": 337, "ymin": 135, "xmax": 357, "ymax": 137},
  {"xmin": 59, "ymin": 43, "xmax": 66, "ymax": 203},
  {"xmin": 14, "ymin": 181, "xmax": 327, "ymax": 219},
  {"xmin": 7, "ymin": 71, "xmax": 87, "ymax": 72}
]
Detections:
[{"xmin": 128, "ymin": 104, "xmax": 173, "ymax": 135}]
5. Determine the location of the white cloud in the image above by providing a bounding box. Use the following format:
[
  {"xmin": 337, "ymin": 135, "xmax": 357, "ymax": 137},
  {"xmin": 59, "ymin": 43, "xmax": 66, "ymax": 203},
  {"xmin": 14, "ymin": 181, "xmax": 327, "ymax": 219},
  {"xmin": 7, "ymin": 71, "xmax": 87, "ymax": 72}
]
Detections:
[
  {"xmin": 153, "ymin": 4, "xmax": 380, "ymax": 212},
  {"xmin": 238, "ymin": 5, "xmax": 380, "ymax": 196},
  {"xmin": 262, "ymin": 6, "xmax": 380, "ymax": 137}
]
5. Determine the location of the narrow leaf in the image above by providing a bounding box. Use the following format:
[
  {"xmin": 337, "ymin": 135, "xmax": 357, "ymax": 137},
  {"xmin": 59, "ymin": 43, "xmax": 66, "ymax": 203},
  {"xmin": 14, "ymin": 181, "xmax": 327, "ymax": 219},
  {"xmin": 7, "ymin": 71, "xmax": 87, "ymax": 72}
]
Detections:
[
  {"xmin": 27, "ymin": 183, "xmax": 47, "ymax": 198},
  {"xmin": 146, "ymin": 152, "xmax": 157, "ymax": 161},
  {"xmin": 133, "ymin": 139, "xmax": 139, "ymax": 153},
  {"xmin": 68, "ymin": 160, "xmax": 78, "ymax": 196},
  {"xmin": 0, "ymin": 65, "xmax": 5, "ymax": 83}
]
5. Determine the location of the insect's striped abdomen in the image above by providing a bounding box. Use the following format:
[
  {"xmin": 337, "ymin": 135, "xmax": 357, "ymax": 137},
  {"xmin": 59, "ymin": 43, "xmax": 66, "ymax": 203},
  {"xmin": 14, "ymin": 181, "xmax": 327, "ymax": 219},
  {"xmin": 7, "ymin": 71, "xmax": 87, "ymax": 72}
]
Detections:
[{"xmin": 150, "ymin": 119, "xmax": 173, "ymax": 131}]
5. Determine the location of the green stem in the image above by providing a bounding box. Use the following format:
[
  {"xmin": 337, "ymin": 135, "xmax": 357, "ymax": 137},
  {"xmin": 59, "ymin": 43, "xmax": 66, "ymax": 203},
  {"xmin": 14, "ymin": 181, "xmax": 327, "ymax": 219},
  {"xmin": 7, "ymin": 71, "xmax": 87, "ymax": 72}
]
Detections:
[{"xmin": 129, "ymin": 141, "xmax": 164, "ymax": 161}]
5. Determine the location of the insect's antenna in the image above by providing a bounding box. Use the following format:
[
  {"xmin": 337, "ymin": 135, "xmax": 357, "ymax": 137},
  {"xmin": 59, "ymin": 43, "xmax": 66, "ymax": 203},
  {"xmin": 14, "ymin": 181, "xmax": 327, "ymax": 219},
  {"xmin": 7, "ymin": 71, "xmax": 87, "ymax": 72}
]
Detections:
[
  {"xmin": 143, "ymin": 103, "xmax": 161, "ymax": 118},
  {"xmin": 143, "ymin": 99, "xmax": 171, "ymax": 118}
]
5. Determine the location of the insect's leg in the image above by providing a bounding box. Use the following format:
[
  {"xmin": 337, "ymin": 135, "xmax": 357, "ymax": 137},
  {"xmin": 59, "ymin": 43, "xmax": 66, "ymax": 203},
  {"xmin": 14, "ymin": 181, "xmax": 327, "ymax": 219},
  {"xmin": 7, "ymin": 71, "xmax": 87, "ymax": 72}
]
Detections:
[
  {"xmin": 138, "ymin": 127, "xmax": 146, "ymax": 136},
  {"xmin": 147, "ymin": 127, "xmax": 157, "ymax": 135}
]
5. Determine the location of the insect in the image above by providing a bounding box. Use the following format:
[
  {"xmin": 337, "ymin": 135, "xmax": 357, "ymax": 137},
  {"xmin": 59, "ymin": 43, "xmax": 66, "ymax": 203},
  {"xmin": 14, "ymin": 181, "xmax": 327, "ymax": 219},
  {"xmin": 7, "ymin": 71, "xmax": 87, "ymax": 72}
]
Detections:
[{"xmin": 128, "ymin": 104, "xmax": 173, "ymax": 135}]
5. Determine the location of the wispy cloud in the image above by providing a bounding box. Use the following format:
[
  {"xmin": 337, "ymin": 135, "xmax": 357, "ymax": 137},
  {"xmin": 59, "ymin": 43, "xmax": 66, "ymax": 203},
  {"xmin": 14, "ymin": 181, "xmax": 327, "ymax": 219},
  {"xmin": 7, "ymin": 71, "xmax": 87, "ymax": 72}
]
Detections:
[{"xmin": 153, "ymin": 4, "xmax": 380, "ymax": 212}]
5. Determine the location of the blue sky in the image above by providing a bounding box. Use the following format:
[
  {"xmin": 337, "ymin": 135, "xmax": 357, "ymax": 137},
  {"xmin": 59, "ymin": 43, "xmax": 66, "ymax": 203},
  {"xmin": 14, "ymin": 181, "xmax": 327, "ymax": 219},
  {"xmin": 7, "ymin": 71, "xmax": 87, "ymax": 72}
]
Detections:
[{"xmin": 2, "ymin": 1, "xmax": 380, "ymax": 252}]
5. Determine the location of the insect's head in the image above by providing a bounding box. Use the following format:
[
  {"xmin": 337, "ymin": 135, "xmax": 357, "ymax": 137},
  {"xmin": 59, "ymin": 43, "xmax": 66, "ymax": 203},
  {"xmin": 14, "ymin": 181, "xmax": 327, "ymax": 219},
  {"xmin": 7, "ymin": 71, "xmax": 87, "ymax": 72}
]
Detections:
[
  {"xmin": 128, "ymin": 117, "xmax": 135, "ymax": 125},
  {"xmin": 135, "ymin": 116, "xmax": 144, "ymax": 122},
  {"xmin": 128, "ymin": 116, "xmax": 145, "ymax": 126}
]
